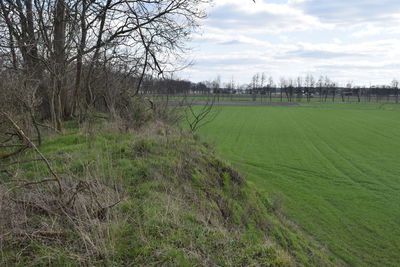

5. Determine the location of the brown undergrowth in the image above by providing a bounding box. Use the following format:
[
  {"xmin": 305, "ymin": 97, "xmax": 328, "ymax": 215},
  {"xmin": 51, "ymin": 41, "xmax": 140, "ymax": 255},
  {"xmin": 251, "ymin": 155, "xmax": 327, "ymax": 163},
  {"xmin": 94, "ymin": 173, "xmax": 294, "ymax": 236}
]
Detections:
[{"xmin": 0, "ymin": 176, "xmax": 123, "ymax": 265}]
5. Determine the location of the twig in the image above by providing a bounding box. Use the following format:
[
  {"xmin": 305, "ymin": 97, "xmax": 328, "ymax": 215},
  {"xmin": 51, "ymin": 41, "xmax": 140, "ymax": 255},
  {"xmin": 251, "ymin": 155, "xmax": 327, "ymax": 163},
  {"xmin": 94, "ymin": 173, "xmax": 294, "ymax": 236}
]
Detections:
[
  {"xmin": 66, "ymin": 180, "xmax": 90, "ymax": 206},
  {"xmin": 0, "ymin": 145, "xmax": 29, "ymax": 160},
  {"xmin": 36, "ymin": 122, "xmax": 61, "ymax": 134},
  {"xmin": 0, "ymin": 144, "xmax": 25, "ymax": 147},
  {"xmin": 29, "ymin": 108, "xmax": 42, "ymax": 146},
  {"xmin": 0, "ymin": 169, "xmax": 12, "ymax": 175},
  {"xmin": 1, "ymin": 135, "xmax": 15, "ymax": 144},
  {"xmin": 101, "ymin": 199, "xmax": 122, "ymax": 210},
  {"xmin": 31, "ymin": 231, "xmax": 67, "ymax": 239},
  {"xmin": 1, "ymin": 112, "xmax": 63, "ymax": 195},
  {"xmin": 94, "ymin": 199, "xmax": 122, "ymax": 220},
  {"xmin": 21, "ymin": 178, "xmax": 58, "ymax": 187},
  {"xmin": 1, "ymin": 158, "xmax": 44, "ymax": 166}
]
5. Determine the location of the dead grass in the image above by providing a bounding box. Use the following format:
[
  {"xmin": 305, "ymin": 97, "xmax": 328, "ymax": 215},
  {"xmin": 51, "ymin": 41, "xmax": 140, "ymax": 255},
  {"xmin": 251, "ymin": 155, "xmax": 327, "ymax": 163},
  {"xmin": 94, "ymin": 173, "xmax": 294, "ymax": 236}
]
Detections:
[{"xmin": 0, "ymin": 176, "xmax": 123, "ymax": 265}]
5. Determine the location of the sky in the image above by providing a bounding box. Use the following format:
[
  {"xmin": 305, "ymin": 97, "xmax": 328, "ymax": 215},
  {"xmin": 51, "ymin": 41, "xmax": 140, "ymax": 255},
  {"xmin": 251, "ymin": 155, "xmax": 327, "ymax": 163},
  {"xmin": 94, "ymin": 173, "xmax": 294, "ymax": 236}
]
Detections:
[{"xmin": 178, "ymin": 0, "xmax": 400, "ymax": 86}]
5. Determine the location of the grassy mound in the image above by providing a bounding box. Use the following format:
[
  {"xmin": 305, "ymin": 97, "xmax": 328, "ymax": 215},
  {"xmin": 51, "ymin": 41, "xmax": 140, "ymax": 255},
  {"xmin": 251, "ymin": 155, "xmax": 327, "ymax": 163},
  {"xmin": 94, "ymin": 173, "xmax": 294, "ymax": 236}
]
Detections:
[{"xmin": 0, "ymin": 121, "xmax": 338, "ymax": 266}]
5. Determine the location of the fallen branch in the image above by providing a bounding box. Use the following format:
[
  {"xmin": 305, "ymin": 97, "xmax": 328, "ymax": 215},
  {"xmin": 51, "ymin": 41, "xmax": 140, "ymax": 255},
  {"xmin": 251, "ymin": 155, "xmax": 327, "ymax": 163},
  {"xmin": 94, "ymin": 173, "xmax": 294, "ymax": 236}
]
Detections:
[
  {"xmin": 1, "ymin": 112, "xmax": 63, "ymax": 195},
  {"xmin": 0, "ymin": 145, "xmax": 29, "ymax": 160}
]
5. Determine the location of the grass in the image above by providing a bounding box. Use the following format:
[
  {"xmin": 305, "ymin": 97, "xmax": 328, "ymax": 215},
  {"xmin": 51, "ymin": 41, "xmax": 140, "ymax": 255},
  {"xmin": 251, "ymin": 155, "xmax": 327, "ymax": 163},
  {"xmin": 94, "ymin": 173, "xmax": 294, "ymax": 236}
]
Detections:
[
  {"xmin": 155, "ymin": 94, "xmax": 400, "ymax": 104},
  {"xmin": 197, "ymin": 103, "xmax": 400, "ymax": 266},
  {"xmin": 0, "ymin": 120, "xmax": 336, "ymax": 266}
]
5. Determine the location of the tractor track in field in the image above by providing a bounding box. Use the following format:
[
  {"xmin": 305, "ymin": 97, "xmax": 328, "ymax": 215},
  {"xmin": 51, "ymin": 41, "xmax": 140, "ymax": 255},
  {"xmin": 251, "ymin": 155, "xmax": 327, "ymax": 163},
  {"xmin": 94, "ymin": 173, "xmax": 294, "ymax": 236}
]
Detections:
[
  {"xmin": 286, "ymin": 111, "xmax": 377, "ymax": 193},
  {"xmin": 300, "ymin": 115, "xmax": 398, "ymax": 193},
  {"xmin": 287, "ymin": 112, "xmax": 361, "ymax": 186},
  {"xmin": 198, "ymin": 104, "xmax": 400, "ymax": 266}
]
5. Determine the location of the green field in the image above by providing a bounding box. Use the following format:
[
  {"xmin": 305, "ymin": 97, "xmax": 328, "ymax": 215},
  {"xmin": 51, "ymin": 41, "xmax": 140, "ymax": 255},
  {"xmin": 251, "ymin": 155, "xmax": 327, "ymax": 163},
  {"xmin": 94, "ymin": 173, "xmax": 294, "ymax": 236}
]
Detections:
[
  {"xmin": 198, "ymin": 103, "xmax": 400, "ymax": 266},
  {"xmin": 156, "ymin": 95, "xmax": 400, "ymax": 104}
]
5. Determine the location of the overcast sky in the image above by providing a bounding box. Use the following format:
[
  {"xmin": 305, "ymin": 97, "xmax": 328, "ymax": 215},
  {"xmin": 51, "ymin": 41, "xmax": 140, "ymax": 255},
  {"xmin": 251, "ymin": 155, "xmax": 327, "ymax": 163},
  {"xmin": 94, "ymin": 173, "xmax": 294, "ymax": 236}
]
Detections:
[{"xmin": 178, "ymin": 0, "xmax": 400, "ymax": 86}]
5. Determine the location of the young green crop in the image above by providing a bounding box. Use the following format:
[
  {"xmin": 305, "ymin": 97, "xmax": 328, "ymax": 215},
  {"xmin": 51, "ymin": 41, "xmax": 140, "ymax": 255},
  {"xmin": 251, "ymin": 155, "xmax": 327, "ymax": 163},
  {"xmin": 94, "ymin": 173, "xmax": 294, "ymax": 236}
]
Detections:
[{"xmin": 198, "ymin": 103, "xmax": 400, "ymax": 266}]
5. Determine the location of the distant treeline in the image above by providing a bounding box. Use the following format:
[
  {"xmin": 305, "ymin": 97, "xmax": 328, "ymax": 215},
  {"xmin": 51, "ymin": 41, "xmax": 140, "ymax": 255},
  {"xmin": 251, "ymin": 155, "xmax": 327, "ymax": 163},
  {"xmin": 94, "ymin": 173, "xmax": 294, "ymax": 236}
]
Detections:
[{"xmin": 140, "ymin": 76, "xmax": 400, "ymax": 103}]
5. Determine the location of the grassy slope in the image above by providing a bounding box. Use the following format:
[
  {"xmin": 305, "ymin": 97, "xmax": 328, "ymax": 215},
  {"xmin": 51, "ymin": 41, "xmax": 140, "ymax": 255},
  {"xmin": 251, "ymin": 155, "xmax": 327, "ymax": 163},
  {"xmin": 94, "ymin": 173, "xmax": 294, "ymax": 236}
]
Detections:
[
  {"xmin": 0, "ymin": 121, "xmax": 335, "ymax": 266},
  {"xmin": 198, "ymin": 103, "xmax": 400, "ymax": 266}
]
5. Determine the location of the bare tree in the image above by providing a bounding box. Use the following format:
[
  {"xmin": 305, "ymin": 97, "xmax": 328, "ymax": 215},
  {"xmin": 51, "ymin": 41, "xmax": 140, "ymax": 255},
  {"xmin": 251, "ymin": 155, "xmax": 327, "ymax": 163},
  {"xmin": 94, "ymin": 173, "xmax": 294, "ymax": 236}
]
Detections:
[
  {"xmin": 226, "ymin": 76, "xmax": 235, "ymax": 100},
  {"xmin": 296, "ymin": 76, "xmax": 303, "ymax": 101},
  {"xmin": 260, "ymin": 72, "xmax": 266, "ymax": 101},
  {"xmin": 184, "ymin": 94, "xmax": 219, "ymax": 132},
  {"xmin": 345, "ymin": 81, "xmax": 353, "ymax": 102},
  {"xmin": 279, "ymin": 77, "xmax": 286, "ymax": 102},
  {"xmin": 251, "ymin": 73, "xmax": 260, "ymax": 101},
  {"xmin": 323, "ymin": 76, "xmax": 331, "ymax": 102},
  {"xmin": 392, "ymin": 79, "xmax": 399, "ymax": 104},
  {"xmin": 267, "ymin": 76, "xmax": 274, "ymax": 102},
  {"xmin": 0, "ymin": 0, "xmax": 209, "ymax": 130},
  {"xmin": 305, "ymin": 74, "xmax": 315, "ymax": 102},
  {"xmin": 212, "ymin": 75, "xmax": 221, "ymax": 102},
  {"xmin": 331, "ymin": 81, "xmax": 337, "ymax": 102}
]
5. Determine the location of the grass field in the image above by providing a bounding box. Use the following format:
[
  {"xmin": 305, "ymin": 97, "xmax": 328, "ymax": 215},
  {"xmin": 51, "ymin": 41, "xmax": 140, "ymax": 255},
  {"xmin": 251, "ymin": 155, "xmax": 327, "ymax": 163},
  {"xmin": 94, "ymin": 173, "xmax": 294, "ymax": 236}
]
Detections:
[
  {"xmin": 197, "ymin": 103, "xmax": 400, "ymax": 266},
  {"xmin": 156, "ymin": 95, "xmax": 400, "ymax": 104}
]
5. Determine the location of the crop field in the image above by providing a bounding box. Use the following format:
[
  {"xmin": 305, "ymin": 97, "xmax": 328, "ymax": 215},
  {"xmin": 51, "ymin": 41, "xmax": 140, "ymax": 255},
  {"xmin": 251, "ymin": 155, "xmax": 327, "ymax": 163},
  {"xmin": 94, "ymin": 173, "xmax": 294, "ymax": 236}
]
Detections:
[
  {"xmin": 197, "ymin": 103, "xmax": 400, "ymax": 266},
  {"xmin": 155, "ymin": 94, "xmax": 400, "ymax": 104}
]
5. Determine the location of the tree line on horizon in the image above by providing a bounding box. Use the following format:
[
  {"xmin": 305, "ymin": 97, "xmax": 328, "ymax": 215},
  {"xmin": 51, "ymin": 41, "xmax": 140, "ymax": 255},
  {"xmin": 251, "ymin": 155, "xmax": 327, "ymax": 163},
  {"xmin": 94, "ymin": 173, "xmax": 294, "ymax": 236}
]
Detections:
[{"xmin": 142, "ymin": 73, "xmax": 400, "ymax": 104}]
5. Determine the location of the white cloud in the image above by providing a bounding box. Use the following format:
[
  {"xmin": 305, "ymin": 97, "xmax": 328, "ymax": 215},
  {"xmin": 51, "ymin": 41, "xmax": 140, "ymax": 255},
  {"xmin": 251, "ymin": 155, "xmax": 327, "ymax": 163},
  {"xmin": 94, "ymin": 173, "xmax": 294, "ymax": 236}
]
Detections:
[
  {"xmin": 333, "ymin": 38, "xmax": 342, "ymax": 44},
  {"xmin": 206, "ymin": 0, "xmax": 333, "ymax": 34},
  {"xmin": 179, "ymin": 0, "xmax": 400, "ymax": 86}
]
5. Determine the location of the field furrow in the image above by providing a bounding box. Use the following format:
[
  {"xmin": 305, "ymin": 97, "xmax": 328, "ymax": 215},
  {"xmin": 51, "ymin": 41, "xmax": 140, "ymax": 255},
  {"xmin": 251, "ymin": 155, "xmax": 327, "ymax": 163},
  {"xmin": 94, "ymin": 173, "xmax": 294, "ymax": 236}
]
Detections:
[{"xmin": 199, "ymin": 103, "xmax": 400, "ymax": 266}]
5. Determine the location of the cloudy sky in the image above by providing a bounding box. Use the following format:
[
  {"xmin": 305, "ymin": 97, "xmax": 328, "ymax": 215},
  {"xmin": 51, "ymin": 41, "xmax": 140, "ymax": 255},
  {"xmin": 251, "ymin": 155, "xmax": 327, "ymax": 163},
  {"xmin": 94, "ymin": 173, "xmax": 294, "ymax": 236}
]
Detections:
[{"xmin": 178, "ymin": 0, "xmax": 400, "ymax": 86}]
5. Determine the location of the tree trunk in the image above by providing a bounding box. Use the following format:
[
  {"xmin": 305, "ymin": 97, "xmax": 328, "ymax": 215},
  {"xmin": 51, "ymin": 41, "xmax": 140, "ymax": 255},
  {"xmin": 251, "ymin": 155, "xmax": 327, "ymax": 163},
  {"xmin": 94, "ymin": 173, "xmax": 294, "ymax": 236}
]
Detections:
[
  {"xmin": 72, "ymin": 0, "xmax": 87, "ymax": 116},
  {"xmin": 52, "ymin": 0, "xmax": 66, "ymax": 130}
]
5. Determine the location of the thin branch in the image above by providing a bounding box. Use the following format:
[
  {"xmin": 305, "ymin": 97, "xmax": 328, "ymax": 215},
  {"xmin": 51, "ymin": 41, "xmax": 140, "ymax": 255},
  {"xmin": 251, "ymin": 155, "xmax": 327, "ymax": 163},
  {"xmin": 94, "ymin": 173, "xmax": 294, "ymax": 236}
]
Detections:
[{"xmin": 2, "ymin": 112, "xmax": 63, "ymax": 195}]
